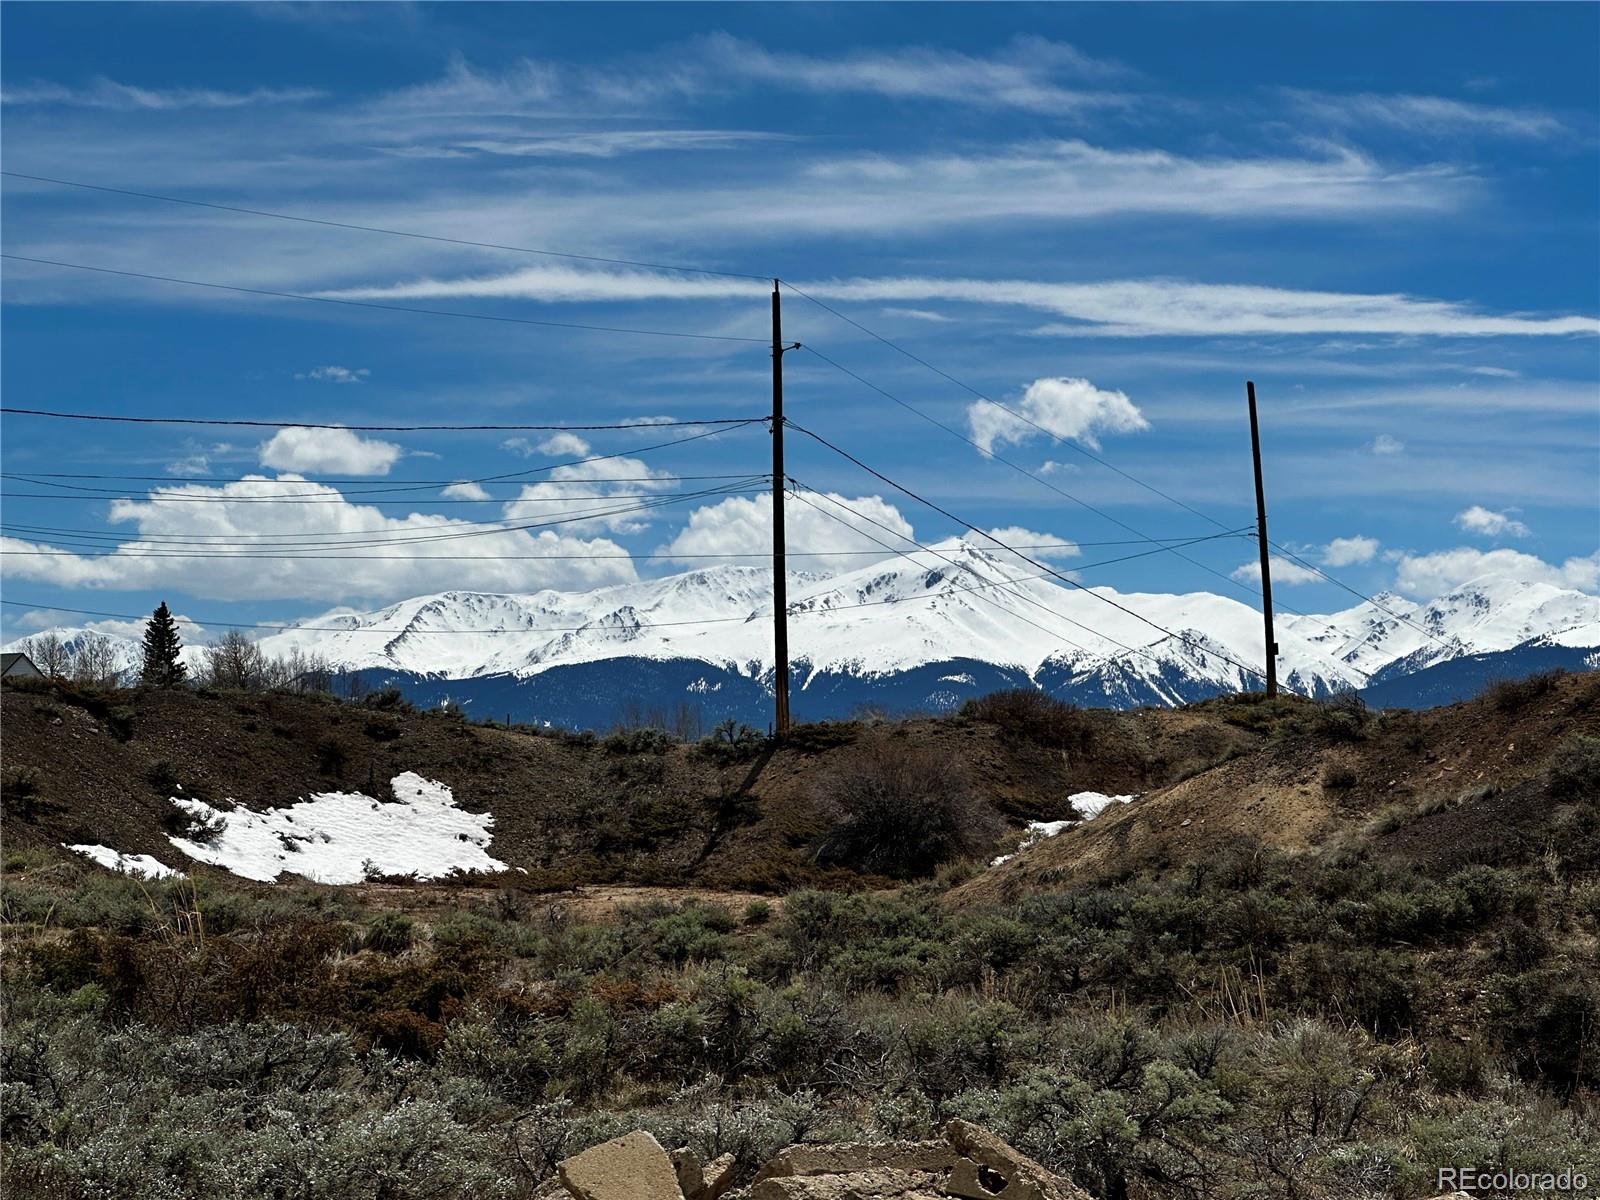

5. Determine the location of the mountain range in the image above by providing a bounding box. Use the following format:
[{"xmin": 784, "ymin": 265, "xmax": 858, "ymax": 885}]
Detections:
[{"xmin": 9, "ymin": 541, "xmax": 1597, "ymax": 726}]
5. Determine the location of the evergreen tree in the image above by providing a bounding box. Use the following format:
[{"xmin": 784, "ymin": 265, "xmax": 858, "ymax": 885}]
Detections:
[{"xmin": 140, "ymin": 602, "xmax": 187, "ymax": 688}]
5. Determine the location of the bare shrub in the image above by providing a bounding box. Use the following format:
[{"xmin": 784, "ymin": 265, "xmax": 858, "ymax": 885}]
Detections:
[
  {"xmin": 814, "ymin": 744, "xmax": 1002, "ymax": 878},
  {"xmin": 1483, "ymin": 669, "xmax": 1565, "ymax": 712},
  {"xmin": 958, "ymin": 689, "xmax": 1092, "ymax": 750},
  {"xmin": 1549, "ymin": 735, "xmax": 1600, "ymax": 799}
]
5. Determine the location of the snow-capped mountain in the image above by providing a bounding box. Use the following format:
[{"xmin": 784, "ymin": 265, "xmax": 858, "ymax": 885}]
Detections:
[{"xmin": 7, "ymin": 544, "xmax": 1596, "ymax": 723}]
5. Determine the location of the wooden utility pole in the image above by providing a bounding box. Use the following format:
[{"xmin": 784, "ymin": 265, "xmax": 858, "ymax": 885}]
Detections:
[
  {"xmin": 771, "ymin": 280, "xmax": 792, "ymax": 735},
  {"xmin": 1246, "ymin": 380, "xmax": 1279, "ymax": 697}
]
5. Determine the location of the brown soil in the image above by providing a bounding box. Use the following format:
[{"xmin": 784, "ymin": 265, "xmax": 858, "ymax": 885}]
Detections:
[
  {"xmin": 0, "ymin": 682, "xmax": 1264, "ymax": 891},
  {"xmin": 953, "ymin": 670, "xmax": 1600, "ymax": 905}
]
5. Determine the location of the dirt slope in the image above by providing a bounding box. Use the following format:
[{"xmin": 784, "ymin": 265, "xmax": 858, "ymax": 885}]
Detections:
[
  {"xmin": 954, "ymin": 671, "xmax": 1600, "ymax": 906},
  {"xmin": 0, "ymin": 682, "xmax": 1262, "ymax": 891}
]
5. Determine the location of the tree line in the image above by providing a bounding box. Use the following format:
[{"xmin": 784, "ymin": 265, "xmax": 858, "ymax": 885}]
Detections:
[{"xmin": 16, "ymin": 602, "xmax": 338, "ymax": 695}]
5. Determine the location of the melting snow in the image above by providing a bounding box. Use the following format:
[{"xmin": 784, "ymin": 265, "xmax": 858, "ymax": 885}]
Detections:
[
  {"xmin": 67, "ymin": 844, "xmax": 184, "ymax": 879},
  {"xmin": 991, "ymin": 791, "xmax": 1138, "ymax": 866},
  {"xmin": 167, "ymin": 771, "xmax": 506, "ymax": 884}
]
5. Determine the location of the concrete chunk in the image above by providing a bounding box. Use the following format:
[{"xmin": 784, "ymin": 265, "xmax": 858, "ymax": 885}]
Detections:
[
  {"xmin": 755, "ymin": 1142, "xmax": 957, "ymax": 1181},
  {"xmin": 558, "ymin": 1130, "xmax": 685, "ymax": 1200}
]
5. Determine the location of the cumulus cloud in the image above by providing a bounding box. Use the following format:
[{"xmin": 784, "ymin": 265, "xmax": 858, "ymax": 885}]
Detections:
[
  {"xmin": 0, "ymin": 477, "xmax": 639, "ymax": 602},
  {"xmin": 537, "ymin": 432, "xmax": 593, "ymax": 457},
  {"xmin": 1367, "ymin": 434, "xmax": 1405, "ymax": 455},
  {"xmin": 1232, "ymin": 556, "xmax": 1324, "ymax": 586},
  {"xmin": 962, "ymin": 526, "xmax": 1081, "ymax": 564},
  {"xmin": 968, "ymin": 377, "xmax": 1148, "ymax": 454},
  {"xmin": 1393, "ymin": 548, "xmax": 1599, "ymax": 596},
  {"xmin": 663, "ymin": 492, "xmax": 916, "ymax": 573},
  {"xmin": 295, "ymin": 365, "xmax": 369, "ymax": 384},
  {"xmin": 258, "ymin": 427, "xmax": 404, "ymax": 476},
  {"xmin": 1323, "ymin": 535, "xmax": 1380, "ymax": 566},
  {"xmin": 1454, "ymin": 505, "xmax": 1531, "ymax": 538},
  {"xmin": 500, "ymin": 433, "xmax": 680, "ymax": 535},
  {"xmin": 441, "ymin": 481, "xmax": 491, "ymax": 501}
]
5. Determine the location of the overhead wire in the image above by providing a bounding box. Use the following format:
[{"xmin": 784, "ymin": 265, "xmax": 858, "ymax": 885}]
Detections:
[
  {"xmin": 783, "ymin": 419, "xmax": 1267, "ymax": 680},
  {"xmin": 0, "ymin": 256, "xmax": 769, "ymax": 345},
  {"xmin": 0, "ymin": 171, "xmax": 771, "ymax": 281},
  {"xmin": 0, "ymin": 405, "xmax": 760, "ymax": 431},
  {"xmin": 787, "ymin": 478, "xmax": 1260, "ymax": 674}
]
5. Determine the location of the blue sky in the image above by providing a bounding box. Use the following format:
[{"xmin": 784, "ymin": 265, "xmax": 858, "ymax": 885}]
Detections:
[{"xmin": 2, "ymin": 1, "xmax": 1597, "ymax": 643}]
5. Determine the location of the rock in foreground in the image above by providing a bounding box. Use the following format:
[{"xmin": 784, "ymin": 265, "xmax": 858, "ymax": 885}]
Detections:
[{"xmin": 549, "ymin": 1121, "xmax": 1088, "ymax": 1200}]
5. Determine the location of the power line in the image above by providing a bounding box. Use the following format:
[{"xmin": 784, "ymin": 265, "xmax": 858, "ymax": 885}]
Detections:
[
  {"xmin": 789, "ymin": 480, "xmax": 1258, "ymax": 670},
  {"xmin": 0, "ymin": 255, "xmax": 769, "ymax": 344},
  {"xmin": 784, "ymin": 420, "xmax": 1267, "ymax": 680},
  {"xmin": 3, "ymin": 471, "xmax": 756, "ymax": 488},
  {"xmin": 1, "ymin": 170, "xmax": 771, "ymax": 282},
  {"xmin": 1266, "ymin": 540, "xmax": 1457, "ymax": 649},
  {"xmin": 796, "ymin": 344, "xmax": 1258, "ymax": 598},
  {"xmin": 6, "ymin": 483, "xmax": 770, "ymax": 552},
  {"xmin": 0, "ymin": 487, "xmax": 729, "ymax": 505},
  {"xmin": 1, "ymin": 405, "xmax": 761, "ymax": 431},
  {"xmin": 0, "ymin": 532, "xmax": 1247, "ymax": 628},
  {"xmin": 783, "ymin": 281, "xmax": 1237, "ymax": 531},
  {"xmin": 791, "ymin": 303, "xmax": 1448, "ymax": 668}
]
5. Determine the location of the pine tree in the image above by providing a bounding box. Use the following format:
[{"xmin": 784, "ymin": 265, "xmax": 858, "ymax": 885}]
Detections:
[{"xmin": 140, "ymin": 602, "xmax": 187, "ymax": 688}]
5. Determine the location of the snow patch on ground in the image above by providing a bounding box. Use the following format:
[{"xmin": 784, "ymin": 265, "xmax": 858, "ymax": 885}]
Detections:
[
  {"xmin": 1069, "ymin": 791, "xmax": 1136, "ymax": 820},
  {"xmin": 991, "ymin": 791, "xmax": 1137, "ymax": 866},
  {"xmin": 67, "ymin": 844, "xmax": 184, "ymax": 879},
  {"xmin": 167, "ymin": 772, "xmax": 506, "ymax": 884}
]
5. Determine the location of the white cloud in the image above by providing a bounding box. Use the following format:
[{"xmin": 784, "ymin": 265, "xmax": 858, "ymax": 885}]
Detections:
[
  {"xmin": 968, "ymin": 377, "xmax": 1148, "ymax": 454},
  {"xmin": 537, "ymin": 432, "xmax": 592, "ymax": 457},
  {"xmin": 295, "ymin": 365, "xmax": 370, "ymax": 384},
  {"xmin": 1454, "ymin": 505, "xmax": 1531, "ymax": 538},
  {"xmin": 1368, "ymin": 434, "xmax": 1406, "ymax": 455},
  {"xmin": 1393, "ymin": 548, "xmax": 1599, "ymax": 596},
  {"xmin": 1323, "ymin": 535, "xmax": 1380, "ymax": 566},
  {"xmin": 663, "ymin": 492, "xmax": 915, "ymax": 573},
  {"xmin": 501, "ymin": 446, "xmax": 677, "ymax": 535},
  {"xmin": 1285, "ymin": 89, "xmax": 1568, "ymax": 140},
  {"xmin": 0, "ymin": 477, "xmax": 638, "ymax": 602},
  {"xmin": 7, "ymin": 608, "xmax": 209, "ymax": 643},
  {"xmin": 441, "ymin": 481, "xmax": 490, "ymax": 501},
  {"xmin": 320, "ymin": 263, "xmax": 1600, "ymax": 341},
  {"xmin": 1, "ymin": 79, "xmax": 324, "ymax": 110},
  {"xmin": 1232, "ymin": 556, "xmax": 1324, "ymax": 586},
  {"xmin": 455, "ymin": 129, "xmax": 792, "ymax": 158},
  {"xmin": 258, "ymin": 427, "xmax": 404, "ymax": 476},
  {"xmin": 167, "ymin": 453, "xmax": 210, "ymax": 476},
  {"xmin": 963, "ymin": 526, "xmax": 1081, "ymax": 568},
  {"xmin": 1466, "ymin": 366, "xmax": 1520, "ymax": 378},
  {"xmin": 699, "ymin": 33, "xmax": 1131, "ymax": 112}
]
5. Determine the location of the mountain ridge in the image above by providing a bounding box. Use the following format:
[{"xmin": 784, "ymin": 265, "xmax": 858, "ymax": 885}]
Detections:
[{"xmin": 8, "ymin": 547, "xmax": 1596, "ymax": 722}]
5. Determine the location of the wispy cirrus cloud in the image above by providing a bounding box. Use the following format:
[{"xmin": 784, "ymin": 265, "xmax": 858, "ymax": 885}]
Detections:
[
  {"xmin": 1284, "ymin": 89, "xmax": 1570, "ymax": 140},
  {"xmin": 315, "ymin": 263, "xmax": 1600, "ymax": 340},
  {"xmin": 1, "ymin": 78, "xmax": 324, "ymax": 110}
]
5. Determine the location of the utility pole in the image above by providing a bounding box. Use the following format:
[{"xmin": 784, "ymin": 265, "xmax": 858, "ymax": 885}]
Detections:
[
  {"xmin": 771, "ymin": 280, "xmax": 792, "ymax": 735},
  {"xmin": 1247, "ymin": 380, "xmax": 1279, "ymax": 698}
]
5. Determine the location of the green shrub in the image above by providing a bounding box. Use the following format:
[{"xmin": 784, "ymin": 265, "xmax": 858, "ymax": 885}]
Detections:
[{"xmin": 363, "ymin": 912, "xmax": 416, "ymax": 955}]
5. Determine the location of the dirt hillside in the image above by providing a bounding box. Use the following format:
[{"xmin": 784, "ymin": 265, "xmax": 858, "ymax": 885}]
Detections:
[
  {"xmin": 955, "ymin": 671, "xmax": 1600, "ymax": 906},
  {"xmin": 1, "ymin": 680, "xmax": 1262, "ymax": 891}
]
